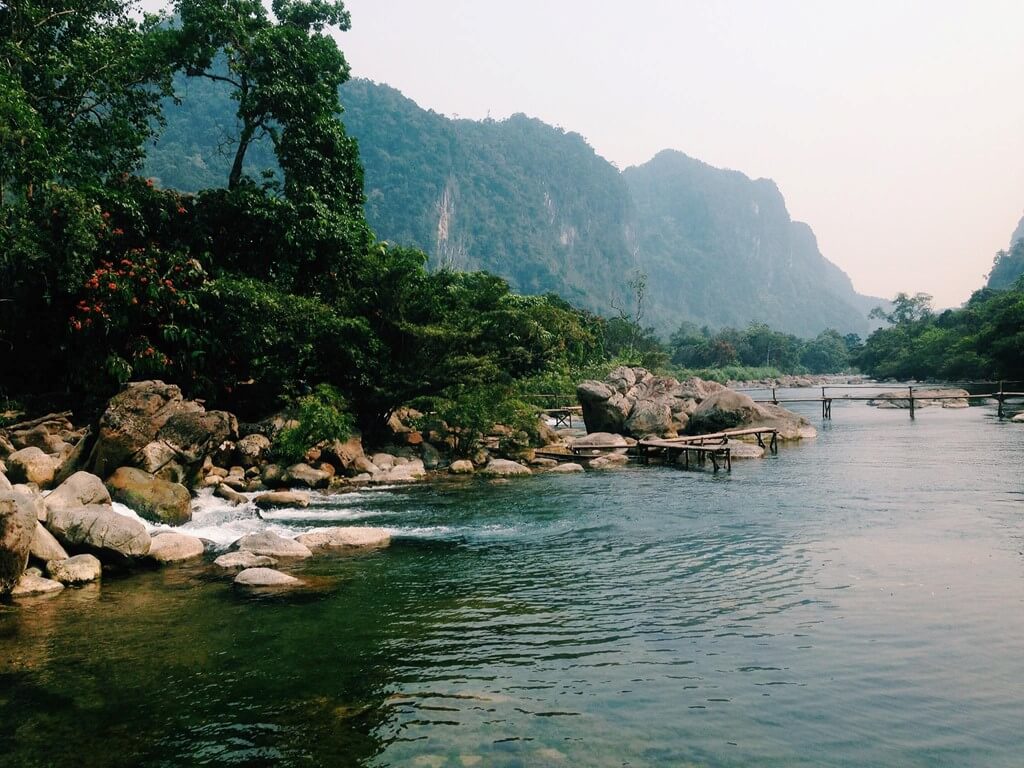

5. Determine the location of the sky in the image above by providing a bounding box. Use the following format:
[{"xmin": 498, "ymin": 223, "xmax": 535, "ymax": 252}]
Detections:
[{"xmin": 143, "ymin": 0, "xmax": 1024, "ymax": 307}]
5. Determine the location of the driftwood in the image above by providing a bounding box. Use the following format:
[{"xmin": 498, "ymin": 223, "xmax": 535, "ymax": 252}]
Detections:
[{"xmin": 1, "ymin": 410, "xmax": 74, "ymax": 435}]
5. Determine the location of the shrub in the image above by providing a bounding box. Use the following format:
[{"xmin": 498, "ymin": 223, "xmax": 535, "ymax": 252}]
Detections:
[{"xmin": 274, "ymin": 385, "xmax": 355, "ymax": 465}]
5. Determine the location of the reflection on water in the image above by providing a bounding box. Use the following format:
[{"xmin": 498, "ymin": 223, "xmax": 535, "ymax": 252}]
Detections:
[{"xmin": 2, "ymin": 394, "xmax": 1024, "ymax": 767}]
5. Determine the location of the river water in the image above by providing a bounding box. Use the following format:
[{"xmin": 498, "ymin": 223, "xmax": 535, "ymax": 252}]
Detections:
[{"xmin": 2, "ymin": 392, "xmax": 1023, "ymax": 767}]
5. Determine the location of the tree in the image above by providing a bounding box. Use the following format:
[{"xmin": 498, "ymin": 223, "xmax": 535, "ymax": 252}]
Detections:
[
  {"xmin": 0, "ymin": 0, "xmax": 175, "ymax": 198},
  {"xmin": 870, "ymin": 292, "xmax": 933, "ymax": 325}
]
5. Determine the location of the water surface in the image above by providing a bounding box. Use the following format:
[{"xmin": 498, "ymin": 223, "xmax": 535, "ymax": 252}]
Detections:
[{"xmin": 2, "ymin": 395, "xmax": 1023, "ymax": 767}]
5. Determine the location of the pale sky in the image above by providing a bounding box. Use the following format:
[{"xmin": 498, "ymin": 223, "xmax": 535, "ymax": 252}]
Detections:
[
  {"xmin": 146, "ymin": 0, "xmax": 1024, "ymax": 307},
  {"xmin": 336, "ymin": 0, "xmax": 1024, "ymax": 307}
]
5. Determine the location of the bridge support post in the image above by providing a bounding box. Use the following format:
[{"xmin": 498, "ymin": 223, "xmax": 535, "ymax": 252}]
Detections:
[{"xmin": 909, "ymin": 386, "xmax": 915, "ymax": 420}]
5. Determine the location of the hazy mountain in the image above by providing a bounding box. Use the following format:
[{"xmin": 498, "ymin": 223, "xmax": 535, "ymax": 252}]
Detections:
[
  {"xmin": 144, "ymin": 77, "xmax": 879, "ymax": 335},
  {"xmin": 986, "ymin": 212, "xmax": 1024, "ymax": 290}
]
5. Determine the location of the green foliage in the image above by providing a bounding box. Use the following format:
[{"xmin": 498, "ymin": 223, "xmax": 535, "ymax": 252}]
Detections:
[
  {"xmin": 855, "ymin": 284, "xmax": 1024, "ymax": 381},
  {"xmin": 416, "ymin": 384, "xmax": 538, "ymax": 458},
  {"xmin": 274, "ymin": 384, "xmax": 354, "ymax": 464},
  {"xmin": 987, "ymin": 239, "xmax": 1024, "ymax": 290}
]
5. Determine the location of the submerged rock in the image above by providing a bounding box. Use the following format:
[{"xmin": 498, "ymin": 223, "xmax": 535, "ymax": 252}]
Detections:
[
  {"xmin": 215, "ymin": 483, "xmax": 249, "ymax": 505},
  {"xmin": 295, "ymin": 527, "xmax": 391, "ymax": 550},
  {"xmin": 237, "ymin": 531, "xmax": 312, "ymax": 559},
  {"xmin": 588, "ymin": 453, "xmax": 630, "ymax": 470},
  {"xmin": 11, "ymin": 571, "xmax": 64, "ymax": 598},
  {"xmin": 728, "ymin": 442, "xmax": 766, "ymax": 459},
  {"xmin": 148, "ymin": 533, "xmax": 206, "ymax": 564},
  {"xmin": 234, "ymin": 567, "xmax": 302, "ymax": 588},
  {"xmin": 46, "ymin": 554, "xmax": 101, "ymax": 585},
  {"xmin": 548, "ymin": 462, "xmax": 585, "ymax": 473},
  {"xmin": 214, "ymin": 551, "xmax": 277, "ymax": 569}
]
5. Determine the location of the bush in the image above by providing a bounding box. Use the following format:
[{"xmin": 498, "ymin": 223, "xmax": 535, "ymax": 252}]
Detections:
[{"xmin": 274, "ymin": 385, "xmax": 355, "ymax": 464}]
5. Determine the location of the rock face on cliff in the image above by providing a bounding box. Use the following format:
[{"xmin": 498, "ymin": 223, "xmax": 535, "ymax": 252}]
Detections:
[{"xmin": 577, "ymin": 367, "xmax": 815, "ymax": 440}]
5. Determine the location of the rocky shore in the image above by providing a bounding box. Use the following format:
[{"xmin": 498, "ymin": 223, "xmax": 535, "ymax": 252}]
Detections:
[{"xmin": 1, "ymin": 370, "xmax": 817, "ymax": 603}]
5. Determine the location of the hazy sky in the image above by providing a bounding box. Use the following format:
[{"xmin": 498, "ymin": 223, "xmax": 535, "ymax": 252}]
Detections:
[{"xmin": 333, "ymin": 0, "xmax": 1024, "ymax": 307}]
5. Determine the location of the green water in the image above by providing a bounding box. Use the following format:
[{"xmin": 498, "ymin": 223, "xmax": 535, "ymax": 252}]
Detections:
[{"xmin": 2, "ymin": 397, "xmax": 1024, "ymax": 767}]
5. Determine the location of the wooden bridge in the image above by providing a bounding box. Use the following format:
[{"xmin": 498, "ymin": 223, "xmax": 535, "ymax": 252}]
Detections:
[
  {"xmin": 637, "ymin": 427, "xmax": 780, "ymax": 473},
  {"xmin": 739, "ymin": 382, "xmax": 1024, "ymax": 420}
]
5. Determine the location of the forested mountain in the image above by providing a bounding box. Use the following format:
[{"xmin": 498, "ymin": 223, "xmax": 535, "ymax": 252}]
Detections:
[
  {"xmin": 144, "ymin": 77, "xmax": 879, "ymax": 336},
  {"xmin": 986, "ymin": 213, "xmax": 1024, "ymax": 289}
]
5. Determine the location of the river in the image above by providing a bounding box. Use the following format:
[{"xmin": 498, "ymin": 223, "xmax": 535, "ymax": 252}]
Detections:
[{"xmin": 2, "ymin": 392, "xmax": 1023, "ymax": 767}]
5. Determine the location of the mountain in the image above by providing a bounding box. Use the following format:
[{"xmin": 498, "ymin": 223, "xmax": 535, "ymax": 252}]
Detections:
[
  {"xmin": 986, "ymin": 212, "xmax": 1024, "ymax": 289},
  {"xmin": 144, "ymin": 77, "xmax": 879, "ymax": 336}
]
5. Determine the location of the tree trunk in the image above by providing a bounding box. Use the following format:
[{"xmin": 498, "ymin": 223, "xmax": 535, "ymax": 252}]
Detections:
[{"xmin": 228, "ymin": 121, "xmax": 256, "ymax": 190}]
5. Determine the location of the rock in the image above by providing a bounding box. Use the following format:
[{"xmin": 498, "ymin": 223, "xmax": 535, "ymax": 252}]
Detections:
[
  {"xmin": 215, "ymin": 483, "xmax": 249, "ymax": 505},
  {"xmin": 148, "ymin": 532, "xmax": 206, "ymax": 563},
  {"xmin": 137, "ymin": 440, "xmax": 180, "ymax": 477},
  {"xmin": 623, "ymin": 398, "xmax": 673, "ymax": 437},
  {"xmin": 728, "ymin": 442, "xmax": 766, "ymax": 459},
  {"xmin": 376, "ymin": 459, "xmax": 427, "ymax": 484},
  {"xmin": 352, "ymin": 456, "xmax": 378, "ymax": 475},
  {"xmin": 236, "ymin": 531, "xmax": 312, "ymax": 559},
  {"xmin": 6, "ymin": 447, "xmax": 59, "ymax": 488},
  {"xmin": 158, "ymin": 408, "xmax": 237, "ymax": 465},
  {"xmin": 46, "ymin": 554, "xmax": 101, "ymax": 584},
  {"xmin": 688, "ymin": 390, "xmax": 763, "ymax": 434},
  {"xmin": 13, "ymin": 484, "xmax": 47, "ymax": 522},
  {"xmin": 285, "ymin": 462, "xmax": 331, "ymax": 489},
  {"xmin": 295, "ymin": 526, "xmax": 391, "ymax": 549},
  {"xmin": 548, "ymin": 462, "xmax": 585, "ymax": 473},
  {"xmin": 748, "ymin": 403, "xmax": 817, "ymax": 440},
  {"xmin": 1, "ymin": 491, "xmax": 37, "ymax": 597},
  {"xmin": 87, "ymin": 380, "xmax": 204, "ymax": 477},
  {"xmin": 572, "ymin": 432, "xmax": 629, "ymax": 451},
  {"xmin": 105, "ymin": 467, "xmax": 192, "ymax": 525},
  {"xmin": 11, "ymin": 572, "xmax": 64, "ymax": 598},
  {"xmin": 44, "ymin": 471, "xmax": 111, "ymax": 517},
  {"xmin": 371, "ymin": 453, "xmax": 396, "ymax": 471},
  {"xmin": 214, "ymin": 551, "xmax": 278, "ymax": 569},
  {"xmin": 253, "ymin": 491, "xmax": 310, "ymax": 509},
  {"xmin": 47, "ymin": 504, "xmax": 151, "ymax": 560},
  {"xmin": 479, "ymin": 459, "xmax": 531, "ymax": 477},
  {"xmin": 320, "ymin": 435, "xmax": 364, "ymax": 471},
  {"xmin": 868, "ymin": 388, "xmax": 971, "ymax": 409},
  {"xmin": 420, "ymin": 442, "xmax": 442, "ymax": 470},
  {"xmin": 535, "ymin": 418, "xmax": 561, "ymax": 446},
  {"xmin": 1013, "ymin": 412, "xmax": 1024, "ymax": 423},
  {"xmin": 235, "ymin": 433, "xmax": 272, "ymax": 467},
  {"xmin": 233, "ymin": 567, "xmax": 302, "ymax": 588},
  {"xmin": 589, "ymin": 453, "xmax": 630, "ymax": 469},
  {"xmin": 260, "ymin": 463, "xmax": 285, "ymax": 486},
  {"xmin": 449, "ymin": 460, "xmax": 474, "ymax": 475},
  {"xmin": 50, "ymin": 428, "xmax": 93, "ymax": 487},
  {"xmin": 529, "ymin": 457, "xmax": 559, "ymax": 468},
  {"xmin": 30, "ymin": 521, "xmax": 69, "ymax": 562},
  {"xmin": 0, "ymin": 472, "xmax": 10, "ymax": 492}
]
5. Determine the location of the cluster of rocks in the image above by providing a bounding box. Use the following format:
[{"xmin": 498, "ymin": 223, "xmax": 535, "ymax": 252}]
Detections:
[
  {"xmin": 727, "ymin": 374, "xmax": 869, "ymax": 389},
  {"xmin": 576, "ymin": 366, "xmax": 816, "ymax": 441}
]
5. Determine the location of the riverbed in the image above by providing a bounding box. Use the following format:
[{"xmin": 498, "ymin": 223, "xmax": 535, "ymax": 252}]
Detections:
[{"xmin": 2, "ymin": 393, "xmax": 1023, "ymax": 767}]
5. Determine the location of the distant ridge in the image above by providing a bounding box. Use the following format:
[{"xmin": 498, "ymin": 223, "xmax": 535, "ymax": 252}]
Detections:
[{"xmin": 145, "ymin": 77, "xmax": 881, "ymax": 336}]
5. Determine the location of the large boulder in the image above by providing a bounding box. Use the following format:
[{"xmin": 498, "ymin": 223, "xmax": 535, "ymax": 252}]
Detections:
[
  {"xmin": 46, "ymin": 554, "xmax": 102, "ymax": 585},
  {"xmin": 87, "ymin": 380, "xmax": 204, "ymax": 478},
  {"xmin": 479, "ymin": 459, "xmax": 531, "ymax": 477},
  {"xmin": 105, "ymin": 467, "xmax": 192, "ymax": 525},
  {"xmin": 687, "ymin": 390, "xmax": 763, "ymax": 434},
  {"xmin": 0, "ymin": 491, "xmax": 38, "ymax": 597},
  {"xmin": 44, "ymin": 471, "xmax": 111, "ymax": 517},
  {"xmin": 235, "ymin": 433, "xmax": 272, "ymax": 468},
  {"xmin": 47, "ymin": 504, "xmax": 151, "ymax": 560},
  {"xmin": 157, "ymin": 409, "xmax": 238, "ymax": 465},
  {"xmin": 320, "ymin": 435, "xmax": 364, "ymax": 472},
  {"xmin": 30, "ymin": 521, "xmax": 69, "ymax": 562},
  {"xmin": 572, "ymin": 433, "xmax": 629, "ymax": 452},
  {"xmin": 147, "ymin": 532, "xmax": 206, "ymax": 564},
  {"xmin": 236, "ymin": 531, "xmax": 312, "ymax": 559},
  {"xmin": 6, "ymin": 447, "xmax": 60, "ymax": 488},
  {"xmin": 285, "ymin": 463, "xmax": 331, "ymax": 489}
]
